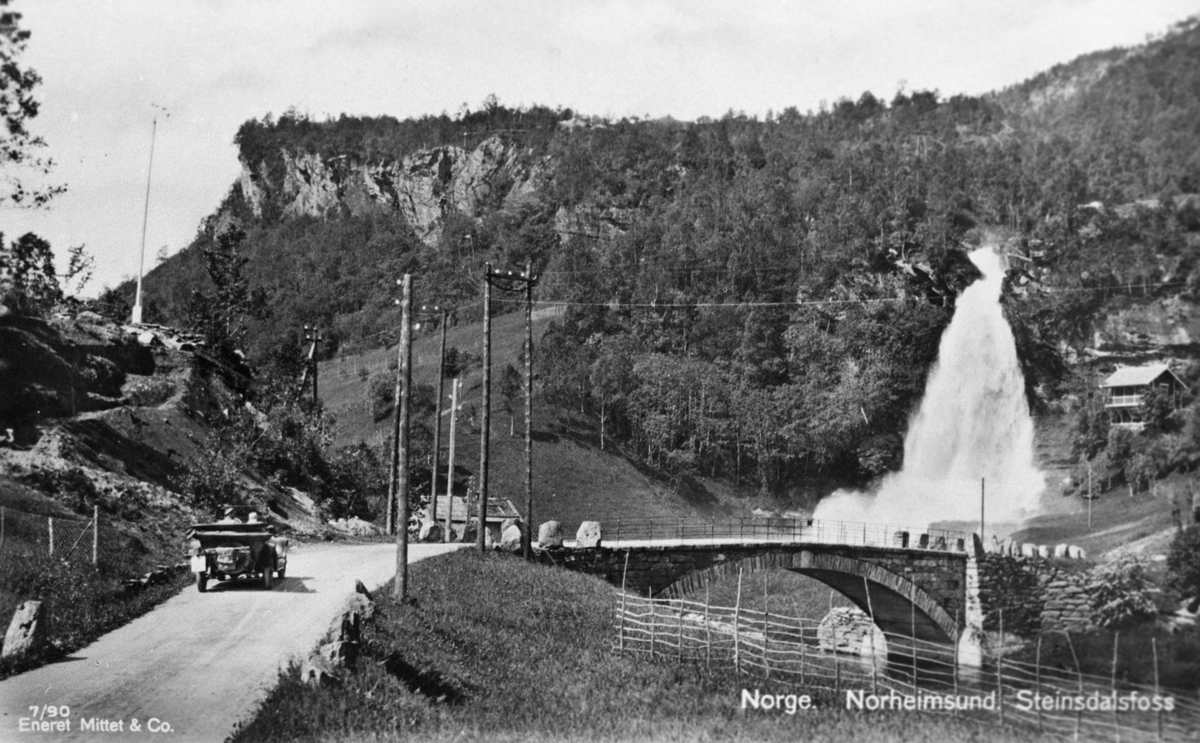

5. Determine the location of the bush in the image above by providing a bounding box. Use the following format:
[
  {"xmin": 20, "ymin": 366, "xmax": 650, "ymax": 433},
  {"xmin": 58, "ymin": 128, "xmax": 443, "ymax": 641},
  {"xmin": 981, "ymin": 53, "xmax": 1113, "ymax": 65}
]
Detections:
[
  {"xmin": 442, "ymin": 347, "xmax": 479, "ymax": 378},
  {"xmin": 17, "ymin": 466, "xmax": 101, "ymax": 515},
  {"xmin": 179, "ymin": 439, "xmax": 249, "ymax": 516},
  {"xmin": 368, "ymin": 371, "xmax": 394, "ymax": 422},
  {"xmin": 1167, "ymin": 525, "xmax": 1200, "ymax": 603},
  {"xmin": 1087, "ymin": 556, "xmax": 1160, "ymax": 630}
]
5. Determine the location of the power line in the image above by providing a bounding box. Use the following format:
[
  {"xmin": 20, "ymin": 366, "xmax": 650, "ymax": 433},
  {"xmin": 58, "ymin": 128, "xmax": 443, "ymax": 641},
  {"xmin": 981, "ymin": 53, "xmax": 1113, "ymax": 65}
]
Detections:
[
  {"xmin": 329, "ymin": 276, "xmax": 1193, "ymax": 354},
  {"xmin": 490, "ymin": 279, "xmax": 1193, "ymax": 311}
]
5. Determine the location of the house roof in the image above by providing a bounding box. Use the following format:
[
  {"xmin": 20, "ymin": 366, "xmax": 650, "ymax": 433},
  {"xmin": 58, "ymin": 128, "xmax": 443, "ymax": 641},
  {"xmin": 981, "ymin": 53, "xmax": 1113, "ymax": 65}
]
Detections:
[
  {"xmin": 428, "ymin": 495, "xmax": 522, "ymax": 523},
  {"xmin": 1101, "ymin": 364, "xmax": 1183, "ymax": 388}
]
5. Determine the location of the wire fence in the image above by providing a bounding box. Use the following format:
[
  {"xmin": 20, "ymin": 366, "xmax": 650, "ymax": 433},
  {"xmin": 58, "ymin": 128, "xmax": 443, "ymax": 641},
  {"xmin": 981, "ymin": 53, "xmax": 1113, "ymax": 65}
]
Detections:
[
  {"xmin": 614, "ymin": 586, "xmax": 1200, "ymax": 742},
  {"xmin": 0, "ymin": 506, "xmax": 100, "ymax": 565},
  {"xmin": 567, "ymin": 517, "xmax": 968, "ymax": 552},
  {"xmin": 0, "ymin": 506, "xmax": 150, "ymax": 576}
]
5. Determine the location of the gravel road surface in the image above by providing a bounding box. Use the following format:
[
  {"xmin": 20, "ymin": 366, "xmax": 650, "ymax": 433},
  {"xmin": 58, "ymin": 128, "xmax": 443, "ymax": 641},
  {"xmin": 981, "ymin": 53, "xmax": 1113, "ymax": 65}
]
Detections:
[{"xmin": 0, "ymin": 541, "xmax": 464, "ymax": 742}]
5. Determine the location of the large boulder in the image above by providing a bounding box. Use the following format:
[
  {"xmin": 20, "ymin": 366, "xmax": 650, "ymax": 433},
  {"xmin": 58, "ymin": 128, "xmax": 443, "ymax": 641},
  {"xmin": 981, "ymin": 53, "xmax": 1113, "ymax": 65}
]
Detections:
[
  {"xmin": 344, "ymin": 592, "xmax": 375, "ymax": 626},
  {"xmin": 817, "ymin": 607, "xmax": 887, "ymax": 658},
  {"xmin": 576, "ymin": 521, "xmax": 602, "ymax": 548},
  {"xmin": 501, "ymin": 517, "xmax": 522, "ymax": 534},
  {"xmin": 2, "ymin": 601, "xmax": 45, "ymax": 659},
  {"xmin": 462, "ymin": 523, "xmax": 495, "ymax": 547},
  {"xmin": 418, "ymin": 520, "xmax": 443, "ymax": 543},
  {"xmin": 319, "ymin": 640, "xmax": 359, "ymax": 671},
  {"xmin": 300, "ymin": 652, "xmax": 340, "ymax": 686},
  {"xmin": 538, "ymin": 521, "xmax": 563, "ymax": 549},
  {"xmin": 461, "ymin": 523, "xmax": 478, "ymax": 544},
  {"xmin": 330, "ymin": 517, "xmax": 383, "ymax": 536},
  {"xmin": 500, "ymin": 524, "xmax": 522, "ymax": 552}
]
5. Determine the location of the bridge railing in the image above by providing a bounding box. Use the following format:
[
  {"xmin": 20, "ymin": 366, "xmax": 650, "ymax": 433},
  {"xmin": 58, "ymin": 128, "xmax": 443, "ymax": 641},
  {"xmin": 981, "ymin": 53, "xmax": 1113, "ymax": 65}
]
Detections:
[{"xmin": 574, "ymin": 517, "xmax": 968, "ymax": 552}]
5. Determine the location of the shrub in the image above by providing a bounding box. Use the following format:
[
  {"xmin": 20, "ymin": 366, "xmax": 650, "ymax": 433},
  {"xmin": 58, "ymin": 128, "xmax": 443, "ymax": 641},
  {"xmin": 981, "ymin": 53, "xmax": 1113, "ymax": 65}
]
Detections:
[
  {"xmin": 368, "ymin": 371, "xmax": 394, "ymax": 422},
  {"xmin": 18, "ymin": 466, "xmax": 101, "ymax": 515},
  {"xmin": 1167, "ymin": 525, "xmax": 1200, "ymax": 604},
  {"xmin": 178, "ymin": 439, "xmax": 249, "ymax": 516},
  {"xmin": 1087, "ymin": 556, "xmax": 1160, "ymax": 630}
]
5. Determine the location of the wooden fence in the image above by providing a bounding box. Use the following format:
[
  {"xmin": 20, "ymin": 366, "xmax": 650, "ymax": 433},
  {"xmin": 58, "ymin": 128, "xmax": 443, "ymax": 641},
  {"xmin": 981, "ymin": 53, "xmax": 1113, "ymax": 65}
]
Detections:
[{"xmin": 614, "ymin": 585, "xmax": 1200, "ymax": 742}]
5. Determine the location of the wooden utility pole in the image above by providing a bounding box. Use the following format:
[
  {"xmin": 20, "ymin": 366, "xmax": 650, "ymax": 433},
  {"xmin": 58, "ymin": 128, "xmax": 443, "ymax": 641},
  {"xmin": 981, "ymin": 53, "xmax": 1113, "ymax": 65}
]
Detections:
[
  {"xmin": 92, "ymin": 505, "xmax": 99, "ymax": 567},
  {"xmin": 478, "ymin": 263, "xmax": 539, "ymax": 554},
  {"xmin": 478, "ymin": 264, "xmax": 493, "ymax": 552},
  {"xmin": 394, "ymin": 274, "xmax": 413, "ymax": 600},
  {"xmin": 385, "ymin": 322, "xmax": 400, "ymax": 534},
  {"xmin": 523, "ymin": 259, "xmax": 537, "ymax": 559},
  {"xmin": 429, "ymin": 307, "xmax": 448, "ymax": 525},
  {"xmin": 444, "ymin": 378, "xmax": 459, "ymax": 543},
  {"xmin": 980, "ymin": 477, "xmax": 985, "ymax": 542},
  {"xmin": 303, "ymin": 325, "xmax": 321, "ymax": 408}
]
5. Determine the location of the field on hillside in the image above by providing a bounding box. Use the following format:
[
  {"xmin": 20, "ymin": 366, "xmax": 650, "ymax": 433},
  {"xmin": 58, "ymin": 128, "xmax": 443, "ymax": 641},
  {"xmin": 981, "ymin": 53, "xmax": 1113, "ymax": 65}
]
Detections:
[
  {"xmin": 232, "ymin": 551, "xmax": 1035, "ymax": 743},
  {"xmin": 318, "ymin": 306, "xmax": 724, "ymax": 530}
]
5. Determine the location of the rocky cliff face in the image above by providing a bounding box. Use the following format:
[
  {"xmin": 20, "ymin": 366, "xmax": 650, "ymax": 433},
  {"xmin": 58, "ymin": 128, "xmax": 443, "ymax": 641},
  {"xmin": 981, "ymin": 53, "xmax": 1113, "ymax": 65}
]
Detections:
[
  {"xmin": 1095, "ymin": 295, "xmax": 1200, "ymax": 351},
  {"xmin": 237, "ymin": 136, "xmax": 544, "ymax": 245}
]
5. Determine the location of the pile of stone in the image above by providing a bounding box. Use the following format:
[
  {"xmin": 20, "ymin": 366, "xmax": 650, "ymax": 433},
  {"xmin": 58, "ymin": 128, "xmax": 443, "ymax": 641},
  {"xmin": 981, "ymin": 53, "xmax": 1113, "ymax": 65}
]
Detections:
[
  {"xmin": 328, "ymin": 517, "xmax": 382, "ymax": 537},
  {"xmin": 301, "ymin": 580, "xmax": 376, "ymax": 686},
  {"xmin": 121, "ymin": 563, "xmax": 189, "ymax": 594},
  {"xmin": 524, "ymin": 520, "xmax": 601, "ymax": 551},
  {"xmin": 816, "ymin": 606, "xmax": 888, "ymax": 658},
  {"xmin": 989, "ymin": 538, "xmax": 1088, "ymax": 560}
]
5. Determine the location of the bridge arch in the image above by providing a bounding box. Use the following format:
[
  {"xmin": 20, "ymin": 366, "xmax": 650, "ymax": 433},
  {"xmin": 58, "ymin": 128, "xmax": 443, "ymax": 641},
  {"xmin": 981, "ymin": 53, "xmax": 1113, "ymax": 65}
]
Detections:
[{"xmin": 658, "ymin": 550, "xmax": 959, "ymax": 645}]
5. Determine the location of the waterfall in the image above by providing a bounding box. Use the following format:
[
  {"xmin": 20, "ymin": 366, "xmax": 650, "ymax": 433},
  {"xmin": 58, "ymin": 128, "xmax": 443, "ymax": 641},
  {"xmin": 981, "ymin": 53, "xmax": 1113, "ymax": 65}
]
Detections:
[{"xmin": 814, "ymin": 246, "xmax": 1044, "ymax": 528}]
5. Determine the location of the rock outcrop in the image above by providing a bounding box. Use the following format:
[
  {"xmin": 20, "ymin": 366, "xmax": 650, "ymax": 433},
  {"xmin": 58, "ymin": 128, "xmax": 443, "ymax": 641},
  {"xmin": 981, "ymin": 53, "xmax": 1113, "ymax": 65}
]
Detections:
[
  {"xmin": 2, "ymin": 600, "xmax": 46, "ymax": 659},
  {"xmin": 418, "ymin": 520, "xmax": 443, "ymax": 543},
  {"xmin": 817, "ymin": 606, "xmax": 888, "ymax": 657},
  {"xmin": 575, "ymin": 521, "xmax": 602, "ymax": 548},
  {"xmin": 537, "ymin": 520, "xmax": 563, "ymax": 549},
  {"xmin": 239, "ymin": 136, "xmax": 542, "ymax": 247},
  {"xmin": 500, "ymin": 524, "xmax": 522, "ymax": 552}
]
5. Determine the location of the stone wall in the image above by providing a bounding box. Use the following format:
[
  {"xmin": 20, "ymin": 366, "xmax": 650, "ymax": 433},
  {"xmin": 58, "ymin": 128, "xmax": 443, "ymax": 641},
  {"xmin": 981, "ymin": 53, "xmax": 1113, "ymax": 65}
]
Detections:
[
  {"xmin": 977, "ymin": 553, "xmax": 1094, "ymax": 634},
  {"xmin": 538, "ymin": 543, "xmax": 967, "ymax": 644}
]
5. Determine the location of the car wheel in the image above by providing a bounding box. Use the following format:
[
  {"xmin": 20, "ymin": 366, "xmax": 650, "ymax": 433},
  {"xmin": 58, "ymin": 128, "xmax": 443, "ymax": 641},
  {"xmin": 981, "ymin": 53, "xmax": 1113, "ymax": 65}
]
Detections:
[{"xmin": 197, "ymin": 573, "xmax": 208, "ymax": 593}]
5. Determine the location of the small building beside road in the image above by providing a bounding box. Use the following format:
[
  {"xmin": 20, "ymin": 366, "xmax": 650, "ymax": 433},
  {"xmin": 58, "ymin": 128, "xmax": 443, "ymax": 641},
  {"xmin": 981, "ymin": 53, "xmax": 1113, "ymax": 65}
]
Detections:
[
  {"xmin": 427, "ymin": 494, "xmax": 522, "ymax": 543},
  {"xmin": 1101, "ymin": 363, "xmax": 1186, "ymax": 426}
]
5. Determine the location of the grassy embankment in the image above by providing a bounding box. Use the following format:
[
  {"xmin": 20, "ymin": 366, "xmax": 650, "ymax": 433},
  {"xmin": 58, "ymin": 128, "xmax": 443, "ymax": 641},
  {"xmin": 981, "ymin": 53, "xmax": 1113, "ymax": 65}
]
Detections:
[
  {"xmin": 0, "ymin": 477, "xmax": 192, "ymax": 679},
  {"xmin": 232, "ymin": 550, "xmax": 1031, "ymax": 743},
  {"xmin": 320, "ymin": 308, "xmax": 723, "ymax": 530}
]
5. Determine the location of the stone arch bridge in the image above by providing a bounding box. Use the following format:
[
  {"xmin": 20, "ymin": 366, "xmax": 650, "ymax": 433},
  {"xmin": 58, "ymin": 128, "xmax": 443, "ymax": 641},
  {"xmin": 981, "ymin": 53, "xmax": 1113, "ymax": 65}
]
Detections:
[{"xmin": 538, "ymin": 520, "xmax": 978, "ymax": 648}]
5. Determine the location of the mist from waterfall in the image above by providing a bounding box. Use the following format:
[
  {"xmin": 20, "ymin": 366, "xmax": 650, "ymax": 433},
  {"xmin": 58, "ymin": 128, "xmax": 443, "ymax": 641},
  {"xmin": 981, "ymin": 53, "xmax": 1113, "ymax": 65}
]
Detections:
[{"xmin": 813, "ymin": 246, "xmax": 1045, "ymax": 528}]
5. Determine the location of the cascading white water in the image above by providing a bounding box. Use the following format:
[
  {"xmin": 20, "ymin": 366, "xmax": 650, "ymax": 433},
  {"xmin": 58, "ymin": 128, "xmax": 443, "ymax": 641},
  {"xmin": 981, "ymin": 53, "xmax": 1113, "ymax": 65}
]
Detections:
[{"xmin": 814, "ymin": 246, "xmax": 1044, "ymax": 527}]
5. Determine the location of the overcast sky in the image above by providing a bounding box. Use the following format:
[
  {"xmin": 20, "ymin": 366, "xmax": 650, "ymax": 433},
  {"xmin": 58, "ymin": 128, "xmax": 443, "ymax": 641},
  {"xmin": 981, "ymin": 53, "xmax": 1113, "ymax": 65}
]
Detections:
[{"xmin": 4, "ymin": 0, "xmax": 1198, "ymax": 295}]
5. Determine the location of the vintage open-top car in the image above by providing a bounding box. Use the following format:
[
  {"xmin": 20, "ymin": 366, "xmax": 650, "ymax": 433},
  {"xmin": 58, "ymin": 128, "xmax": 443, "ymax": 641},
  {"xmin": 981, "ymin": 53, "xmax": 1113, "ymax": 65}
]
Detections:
[{"xmin": 188, "ymin": 505, "xmax": 289, "ymax": 592}]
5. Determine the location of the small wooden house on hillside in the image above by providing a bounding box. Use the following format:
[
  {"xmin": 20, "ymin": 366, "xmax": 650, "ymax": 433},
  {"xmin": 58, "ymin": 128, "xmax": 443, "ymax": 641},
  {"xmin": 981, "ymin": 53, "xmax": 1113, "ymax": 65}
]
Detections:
[
  {"xmin": 427, "ymin": 495, "xmax": 522, "ymax": 543},
  {"xmin": 1101, "ymin": 363, "xmax": 1186, "ymax": 426}
]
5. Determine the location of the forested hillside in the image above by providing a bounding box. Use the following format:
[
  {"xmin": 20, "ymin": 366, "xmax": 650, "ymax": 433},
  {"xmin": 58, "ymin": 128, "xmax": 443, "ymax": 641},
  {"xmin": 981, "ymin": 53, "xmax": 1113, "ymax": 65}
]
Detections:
[{"xmin": 126, "ymin": 16, "xmax": 1200, "ymax": 497}]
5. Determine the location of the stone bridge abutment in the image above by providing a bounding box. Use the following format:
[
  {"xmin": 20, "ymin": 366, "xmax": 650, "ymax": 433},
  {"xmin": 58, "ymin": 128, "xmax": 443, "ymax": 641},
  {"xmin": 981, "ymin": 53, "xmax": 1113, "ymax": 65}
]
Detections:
[{"xmin": 541, "ymin": 543, "xmax": 969, "ymax": 646}]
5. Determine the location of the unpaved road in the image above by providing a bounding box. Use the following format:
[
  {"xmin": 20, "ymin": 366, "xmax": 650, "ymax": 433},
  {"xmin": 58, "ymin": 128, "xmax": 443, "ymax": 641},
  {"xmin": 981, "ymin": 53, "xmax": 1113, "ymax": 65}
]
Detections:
[{"xmin": 0, "ymin": 541, "xmax": 464, "ymax": 742}]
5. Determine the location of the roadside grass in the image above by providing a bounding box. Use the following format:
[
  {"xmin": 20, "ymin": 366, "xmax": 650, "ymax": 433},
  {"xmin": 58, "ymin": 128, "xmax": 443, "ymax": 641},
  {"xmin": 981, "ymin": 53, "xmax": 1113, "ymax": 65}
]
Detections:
[
  {"xmin": 1008, "ymin": 625, "xmax": 1200, "ymax": 692},
  {"xmin": 1011, "ymin": 486, "xmax": 1174, "ymax": 559},
  {"xmin": 231, "ymin": 550, "xmax": 1032, "ymax": 743},
  {"xmin": 0, "ymin": 551, "xmax": 191, "ymax": 679}
]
